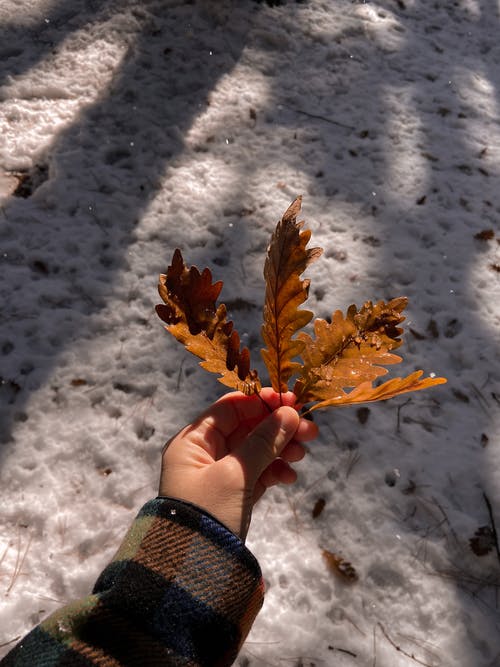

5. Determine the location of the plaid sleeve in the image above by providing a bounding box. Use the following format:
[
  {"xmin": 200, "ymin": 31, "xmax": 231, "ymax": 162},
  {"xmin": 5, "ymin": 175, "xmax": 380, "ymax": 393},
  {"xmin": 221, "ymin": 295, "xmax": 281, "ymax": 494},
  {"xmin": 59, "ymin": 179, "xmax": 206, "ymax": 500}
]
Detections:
[{"xmin": 1, "ymin": 498, "xmax": 265, "ymax": 667}]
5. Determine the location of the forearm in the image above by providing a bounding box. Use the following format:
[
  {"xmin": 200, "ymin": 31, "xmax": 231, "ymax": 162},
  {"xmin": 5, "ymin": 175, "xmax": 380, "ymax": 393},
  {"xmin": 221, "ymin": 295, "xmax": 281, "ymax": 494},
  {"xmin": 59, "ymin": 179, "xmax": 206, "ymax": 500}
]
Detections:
[{"xmin": 2, "ymin": 498, "xmax": 264, "ymax": 667}]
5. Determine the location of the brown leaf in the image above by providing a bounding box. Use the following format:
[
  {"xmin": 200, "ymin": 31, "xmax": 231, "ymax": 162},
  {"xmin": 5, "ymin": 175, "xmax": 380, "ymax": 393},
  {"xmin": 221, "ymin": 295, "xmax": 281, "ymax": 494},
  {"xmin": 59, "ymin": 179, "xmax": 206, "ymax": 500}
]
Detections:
[
  {"xmin": 70, "ymin": 378, "xmax": 88, "ymax": 387},
  {"xmin": 356, "ymin": 406, "xmax": 370, "ymax": 424},
  {"xmin": 156, "ymin": 249, "xmax": 261, "ymax": 395},
  {"xmin": 154, "ymin": 197, "xmax": 446, "ymax": 409},
  {"xmin": 322, "ymin": 549, "xmax": 358, "ymax": 583},
  {"xmin": 294, "ymin": 298, "xmax": 408, "ymax": 404},
  {"xmin": 305, "ymin": 371, "xmax": 446, "ymax": 411},
  {"xmin": 474, "ymin": 229, "xmax": 495, "ymax": 241},
  {"xmin": 469, "ymin": 526, "xmax": 495, "ymax": 556},
  {"xmin": 312, "ymin": 498, "xmax": 326, "ymax": 519},
  {"xmin": 261, "ymin": 196, "xmax": 322, "ymax": 393}
]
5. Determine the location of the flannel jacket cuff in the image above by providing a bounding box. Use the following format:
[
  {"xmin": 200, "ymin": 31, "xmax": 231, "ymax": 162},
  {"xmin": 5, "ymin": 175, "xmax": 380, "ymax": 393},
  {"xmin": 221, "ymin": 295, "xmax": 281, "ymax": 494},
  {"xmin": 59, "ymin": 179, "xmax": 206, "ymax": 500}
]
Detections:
[{"xmin": 1, "ymin": 497, "xmax": 265, "ymax": 667}]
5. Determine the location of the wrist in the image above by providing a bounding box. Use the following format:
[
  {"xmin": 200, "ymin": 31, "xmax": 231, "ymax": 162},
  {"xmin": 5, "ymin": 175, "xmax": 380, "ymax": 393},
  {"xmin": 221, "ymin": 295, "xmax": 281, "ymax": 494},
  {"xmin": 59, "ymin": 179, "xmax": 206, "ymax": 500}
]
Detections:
[{"xmin": 156, "ymin": 495, "xmax": 246, "ymax": 540}]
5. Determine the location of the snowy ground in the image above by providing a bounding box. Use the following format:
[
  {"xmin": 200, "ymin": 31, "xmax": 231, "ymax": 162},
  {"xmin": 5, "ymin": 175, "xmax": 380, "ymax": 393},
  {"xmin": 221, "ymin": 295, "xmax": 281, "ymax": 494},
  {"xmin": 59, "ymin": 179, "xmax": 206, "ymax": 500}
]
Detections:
[{"xmin": 1, "ymin": 0, "xmax": 500, "ymax": 664}]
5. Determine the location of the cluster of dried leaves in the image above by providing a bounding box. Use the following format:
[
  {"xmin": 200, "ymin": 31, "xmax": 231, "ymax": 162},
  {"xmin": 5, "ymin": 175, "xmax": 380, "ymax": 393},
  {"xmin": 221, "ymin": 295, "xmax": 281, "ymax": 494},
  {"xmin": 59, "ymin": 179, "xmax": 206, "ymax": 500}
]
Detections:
[{"xmin": 156, "ymin": 197, "xmax": 446, "ymax": 411}]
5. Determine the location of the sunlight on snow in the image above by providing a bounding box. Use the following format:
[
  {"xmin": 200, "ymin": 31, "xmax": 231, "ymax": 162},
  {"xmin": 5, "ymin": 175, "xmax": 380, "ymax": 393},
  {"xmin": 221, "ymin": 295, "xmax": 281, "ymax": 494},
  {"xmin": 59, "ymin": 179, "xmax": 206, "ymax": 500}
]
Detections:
[
  {"xmin": 355, "ymin": 4, "xmax": 407, "ymax": 54},
  {"xmin": 454, "ymin": 67, "xmax": 498, "ymax": 118},
  {"xmin": 184, "ymin": 66, "xmax": 272, "ymax": 150},
  {"xmin": 451, "ymin": 66, "xmax": 500, "ymax": 149},
  {"xmin": 383, "ymin": 85, "xmax": 428, "ymax": 201},
  {"xmin": 0, "ymin": 37, "xmax": 127, "ymax": 167}
]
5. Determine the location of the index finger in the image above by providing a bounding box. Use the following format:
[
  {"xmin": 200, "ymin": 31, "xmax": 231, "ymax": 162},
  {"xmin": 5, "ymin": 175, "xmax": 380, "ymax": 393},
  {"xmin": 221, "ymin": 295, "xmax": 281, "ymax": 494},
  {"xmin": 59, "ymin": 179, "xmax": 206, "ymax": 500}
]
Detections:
[{"xmin": 195, "ymin": 388, "xmax": 298, "ymax": 438}]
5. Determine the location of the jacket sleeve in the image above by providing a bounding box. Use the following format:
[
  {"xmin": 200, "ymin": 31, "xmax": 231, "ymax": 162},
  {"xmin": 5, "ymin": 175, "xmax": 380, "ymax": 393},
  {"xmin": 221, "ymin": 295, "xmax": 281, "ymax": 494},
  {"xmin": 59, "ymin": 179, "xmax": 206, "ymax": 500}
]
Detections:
[{"xmin": 1, "ymin": 497, "xmax": 265, "ymax": 667}]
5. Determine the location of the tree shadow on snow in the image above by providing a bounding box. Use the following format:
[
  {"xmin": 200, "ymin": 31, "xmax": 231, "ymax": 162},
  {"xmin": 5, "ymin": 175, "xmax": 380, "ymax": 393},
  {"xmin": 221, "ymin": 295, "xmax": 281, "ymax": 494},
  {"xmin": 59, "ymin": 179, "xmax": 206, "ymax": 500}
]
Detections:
[
  {"xmin": 214, "ymin": 1, "xmax": 500, "ymax": 663},
  {"xmin": 1, "ymin": 0, "xmax": 499, "ymax": 663},
  {"xmin": 0, "ymin": 0, "xmax": 297, "ymax": 451}
]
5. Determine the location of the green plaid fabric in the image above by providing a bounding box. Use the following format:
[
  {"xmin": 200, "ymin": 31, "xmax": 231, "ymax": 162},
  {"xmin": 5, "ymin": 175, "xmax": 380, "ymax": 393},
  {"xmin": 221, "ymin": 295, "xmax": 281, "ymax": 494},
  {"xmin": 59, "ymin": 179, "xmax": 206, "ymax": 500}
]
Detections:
[{"xmin": 1, "ymin": 498, "xmax": 264, "ymax": 666}]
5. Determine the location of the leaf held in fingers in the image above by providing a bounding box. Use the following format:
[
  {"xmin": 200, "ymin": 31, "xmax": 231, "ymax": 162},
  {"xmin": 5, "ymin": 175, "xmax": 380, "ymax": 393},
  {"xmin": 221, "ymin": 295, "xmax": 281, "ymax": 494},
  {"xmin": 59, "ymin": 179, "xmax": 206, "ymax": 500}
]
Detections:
[
  {"xmin": 155, "ymin": 197, "xmax": 446, "ymax": 409},
  {"xmin": 156, "ymin": 249, "xmax": 261, "ymax": 395},
  {"xmin": 294, "ymin": 298, "xmax": 409, "ymax": 404},
  {"xmin": 305, "ymin": 371, "xmax": 447, "ymax": 412},
  {"xmin": 261, "ymin": 196, "xmax": 322, "ymax": 393}
]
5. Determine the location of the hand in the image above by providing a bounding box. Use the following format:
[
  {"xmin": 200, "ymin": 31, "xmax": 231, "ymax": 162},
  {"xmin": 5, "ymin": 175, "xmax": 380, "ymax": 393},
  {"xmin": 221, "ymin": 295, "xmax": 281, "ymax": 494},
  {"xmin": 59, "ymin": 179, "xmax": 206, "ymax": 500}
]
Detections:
[{"xmin": 159, "ymin": 388, "xmax": 318, "ymax": 540}]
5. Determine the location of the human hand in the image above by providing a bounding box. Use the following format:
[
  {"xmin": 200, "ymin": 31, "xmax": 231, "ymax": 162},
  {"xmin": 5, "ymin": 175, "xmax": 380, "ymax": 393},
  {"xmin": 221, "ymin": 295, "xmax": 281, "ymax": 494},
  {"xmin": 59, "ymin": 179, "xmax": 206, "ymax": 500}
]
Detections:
[{"xmin": 159, "ymin": 388, "xmax": 318, "ymax": 540}]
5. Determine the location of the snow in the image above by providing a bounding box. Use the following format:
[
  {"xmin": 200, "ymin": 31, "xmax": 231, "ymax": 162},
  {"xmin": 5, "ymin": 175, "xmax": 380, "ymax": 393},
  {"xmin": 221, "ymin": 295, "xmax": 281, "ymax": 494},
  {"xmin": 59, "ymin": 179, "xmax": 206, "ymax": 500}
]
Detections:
[{"xmin": 1, "ymin": 0, "xmax": 499, "ymax": 664}]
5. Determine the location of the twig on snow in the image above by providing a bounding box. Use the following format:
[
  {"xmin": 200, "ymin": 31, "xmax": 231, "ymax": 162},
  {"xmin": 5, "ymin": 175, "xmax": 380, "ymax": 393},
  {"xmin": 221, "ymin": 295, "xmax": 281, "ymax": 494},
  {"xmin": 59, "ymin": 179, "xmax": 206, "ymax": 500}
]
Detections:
[
  {"xmin": 0, "ymin": 540, "xmax": 10, "ymax": 571},
  {"xmin": 176, "ymin": 358, "xmax": 185, "ymax": 391},
  {"xmin": 396, "ymin": 398, "xmax": 412, "ymax": 433},
  {"xmin": 345, "ymin": 450, "xmax": 361, "ymax": 479},
  {"xmin": 328, "ymin": 645, "xmax": 357, "ymax": 658},
  {"xmin": 280, "ymin": 103, "xmax": 355, "ymax": 131},
  {"xmin": 430, "ymin": 496, "xmax": 460, "ymax": 546},
  {"xmin": 469, "ymin": 382, "xmax": 490, "ymax": 417},
  {"xmin": 482, "ymin": 491, "xmax": 500, "ymax": 568},
  {"xmin": 6, "ymin": 528, "xmax": 32, "ymax": 595},
  {"xmin": 377, "ymin": 623, "xmax": 436, "ymax": 667}
]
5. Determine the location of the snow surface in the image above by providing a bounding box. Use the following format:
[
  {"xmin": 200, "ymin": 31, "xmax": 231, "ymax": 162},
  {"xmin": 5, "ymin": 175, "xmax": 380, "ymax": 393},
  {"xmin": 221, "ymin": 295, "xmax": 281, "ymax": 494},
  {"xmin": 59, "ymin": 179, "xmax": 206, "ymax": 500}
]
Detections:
[{"xmin": 1, "ymin": 0, "xmax": 499, "ymax": 664}]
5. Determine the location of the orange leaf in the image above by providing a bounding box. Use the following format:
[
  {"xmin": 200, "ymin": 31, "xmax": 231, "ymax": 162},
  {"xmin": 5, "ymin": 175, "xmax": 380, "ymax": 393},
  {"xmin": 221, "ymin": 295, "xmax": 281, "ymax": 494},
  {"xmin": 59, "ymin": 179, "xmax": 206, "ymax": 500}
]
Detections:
[
  {"xmin": 294, "ymin": 298, "xmax": 409, "ymax": 403},
  {"xmin": 306, "ymin": 371, "xmax": 447, "ymax": 412},
  {"xmin": 261, "ymin": 196, "xmax": 322, "ymax": 393},
  {"xmin": 156, "ymin": 249, "xmax": 261, "ymax": 395},
  {"xmin": 154, "ymin": 197, "xmax": 446, "ymax": 409}
]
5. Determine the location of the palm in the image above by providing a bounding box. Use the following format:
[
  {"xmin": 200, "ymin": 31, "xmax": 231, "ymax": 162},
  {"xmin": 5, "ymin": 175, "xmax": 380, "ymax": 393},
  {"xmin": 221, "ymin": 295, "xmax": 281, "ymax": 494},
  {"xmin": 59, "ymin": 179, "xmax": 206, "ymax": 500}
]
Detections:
[{"xmin": 160, "ymin": 389, "xmax": 317, "ymax": 538}]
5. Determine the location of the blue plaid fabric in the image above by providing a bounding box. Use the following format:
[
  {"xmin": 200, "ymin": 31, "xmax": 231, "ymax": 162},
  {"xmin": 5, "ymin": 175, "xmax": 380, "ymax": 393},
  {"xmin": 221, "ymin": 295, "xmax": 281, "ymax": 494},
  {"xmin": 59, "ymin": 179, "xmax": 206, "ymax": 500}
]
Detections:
[{"xmin": 1, "ymin": 498, "xmax": 264, "ymax": 666}]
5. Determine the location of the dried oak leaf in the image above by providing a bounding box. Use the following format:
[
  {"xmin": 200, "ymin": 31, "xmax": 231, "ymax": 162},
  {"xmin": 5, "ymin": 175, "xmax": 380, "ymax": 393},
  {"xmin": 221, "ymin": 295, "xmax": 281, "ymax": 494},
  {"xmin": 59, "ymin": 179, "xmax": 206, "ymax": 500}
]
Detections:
[
  {"xmin": 155, "ymin": 197, "xmax": 446, "ymax": 409},
  {"xmin": 312, "ymin": 497, "xmax": 326, "ymax": 519},
  {"xmin": 261, "ymin": 196, "xmax": 322, "ymax": 393},
  {"xmin": 322, "ymin": 549, "xmax": 358, "ymax": 583},
  {"xmin": 474, "ymin": 229, "xmax": 495, "ymax": 241},
  {"xmin": 469, "ymin": 525, "xmax": 495, "ymax": 556},
  {"xmin": 328, "ymin": 371, "xmax": 446, "ymax": 407},
  {"xmin": 156, "ymin": 249, "xmax": 261, "ymax": 395},
  {"xmin": 294, "ymin": 298, "xmax": 446, "ymax": 409},
  {"xmin": 294, "ymin": 298, "xmax": 408, "ymax": 405}
]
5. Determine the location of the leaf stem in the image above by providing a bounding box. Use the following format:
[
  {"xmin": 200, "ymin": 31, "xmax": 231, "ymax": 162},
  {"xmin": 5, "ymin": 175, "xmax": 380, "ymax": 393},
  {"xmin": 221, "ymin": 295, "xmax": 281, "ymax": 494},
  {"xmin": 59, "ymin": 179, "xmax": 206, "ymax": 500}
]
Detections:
[
  {"xmin": 300, "ymin": 406, "xmax": 312, "ymax": 418},
  {"xmin": 254, "ymin": 388, "xmax": 273, "ymax": 414}
]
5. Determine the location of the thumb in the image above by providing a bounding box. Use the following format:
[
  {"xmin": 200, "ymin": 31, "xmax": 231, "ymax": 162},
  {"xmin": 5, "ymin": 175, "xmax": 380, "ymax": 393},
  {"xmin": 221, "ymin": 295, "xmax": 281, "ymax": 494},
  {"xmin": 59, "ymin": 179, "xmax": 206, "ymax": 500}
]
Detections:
[{"xmin": 233, "ymin": 406, "xmax": 300, "ymax": 483}]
